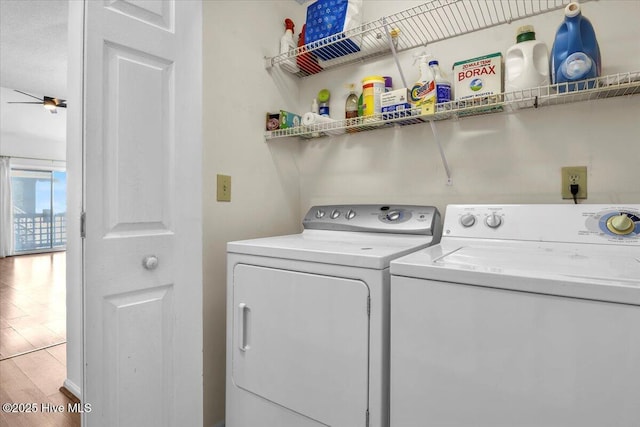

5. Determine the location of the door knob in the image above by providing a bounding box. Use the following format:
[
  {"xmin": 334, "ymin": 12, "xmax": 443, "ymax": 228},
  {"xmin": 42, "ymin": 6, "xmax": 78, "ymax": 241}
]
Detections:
[{"xmin": 142, "ymin": 255, "xmax": 159, "ymax": 270}]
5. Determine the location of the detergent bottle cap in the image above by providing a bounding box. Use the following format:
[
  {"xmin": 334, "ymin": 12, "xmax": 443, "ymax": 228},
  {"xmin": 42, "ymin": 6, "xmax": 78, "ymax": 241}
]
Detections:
[
  {"xmin": 317, "ymin": 89, "xmax": 330, "ymax": 103},
  {"xmin": 516, "ymin": 25, "xmax": 536, "ymax": 43},
  {"xmin": 345, "ymin": 83, "xmax": 357, "ymax": 94},
  {"xmin": 564, "ymin": 2, "xmax": 581, "ymax": 18}
]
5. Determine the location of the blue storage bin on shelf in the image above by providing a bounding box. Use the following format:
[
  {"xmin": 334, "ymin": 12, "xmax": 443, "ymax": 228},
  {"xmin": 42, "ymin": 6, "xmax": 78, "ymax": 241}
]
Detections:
[{"xmin": 305, "ymin": 0, "xmax": 363, "ymax": 61}]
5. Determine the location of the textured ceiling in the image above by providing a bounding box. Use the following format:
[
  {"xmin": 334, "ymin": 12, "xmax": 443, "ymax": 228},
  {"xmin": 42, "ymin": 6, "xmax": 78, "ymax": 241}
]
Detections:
[{"xmin": 0, "ymin": 0, "xmax": 68, "ymax": 99}]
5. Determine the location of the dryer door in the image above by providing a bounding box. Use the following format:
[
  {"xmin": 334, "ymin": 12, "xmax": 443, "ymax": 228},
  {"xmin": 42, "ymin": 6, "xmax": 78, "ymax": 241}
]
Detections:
[{"xmin": 232, "ymin": 264, "xmax": 370, "ymax": 426}]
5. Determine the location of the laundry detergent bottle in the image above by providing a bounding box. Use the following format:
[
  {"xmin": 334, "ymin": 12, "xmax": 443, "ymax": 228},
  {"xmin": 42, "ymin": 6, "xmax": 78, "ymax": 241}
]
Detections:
[
  {"xmin": 550, "ymin": 2, "xmax": 601, "ymax": 92},
  {"xmin": 505, "ymin": 25, "xmax": 550, "ymax": 94}
]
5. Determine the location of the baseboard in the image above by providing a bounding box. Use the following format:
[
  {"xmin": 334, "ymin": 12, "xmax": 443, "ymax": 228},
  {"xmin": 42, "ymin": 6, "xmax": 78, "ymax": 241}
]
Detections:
[{"xmin": 61, "ymin": 379, "xmax": 82, "ymax": 402}]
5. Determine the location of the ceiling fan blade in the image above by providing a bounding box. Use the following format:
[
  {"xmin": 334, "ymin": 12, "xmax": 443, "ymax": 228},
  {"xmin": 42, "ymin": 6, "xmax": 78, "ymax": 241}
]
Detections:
[
  {"xmin": 13, "ymin": 90, "xmax": 43, "ymax": 101},
  {"xmin": 58, "ymin": 102, "xmax": 67, "ymax": 108},
  {"xmin": 7, "ymin": 101, "xmax": 45, "ymax": 104}
]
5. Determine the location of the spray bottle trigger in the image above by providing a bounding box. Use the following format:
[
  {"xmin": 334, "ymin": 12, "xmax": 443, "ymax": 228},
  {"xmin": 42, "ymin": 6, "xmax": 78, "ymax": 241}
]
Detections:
[{"xmin": 412, "ymin": 51, "xmax": 432, "ymax": 65}]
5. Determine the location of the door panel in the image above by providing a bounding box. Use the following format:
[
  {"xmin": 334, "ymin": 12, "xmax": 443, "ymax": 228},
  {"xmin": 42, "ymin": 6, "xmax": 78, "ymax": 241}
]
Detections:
[
  {"xmin": 75, "ymin": 1, "xmax": 202, "ymax": 425},
  {"xmin": 103, "ymin": 286, "xmax": 174, "ymax": 427},
  {"xmin": 103, "ymin": 42, "xmax": 174, "ymax": 235},
  {"xmin": 233, "ymin": 264, "xmax": 370, "ymax": 427}
]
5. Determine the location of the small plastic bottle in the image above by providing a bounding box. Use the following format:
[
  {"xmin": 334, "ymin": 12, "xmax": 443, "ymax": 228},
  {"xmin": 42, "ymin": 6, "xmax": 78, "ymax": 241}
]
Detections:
[
  {"xmin": 279, "ymin": 19, "xmax": 300, "ymax": 74},
  {"xmin": 318, "ymin": 89, "xmax": 330, "ymax": 117},
  {"xmin": 345, "ymin": 84, "xmax": 358, "ymax": 120},
  {"xmin": 310, "ymin": 98, "xmax": 319, "ymax": 137},
  {"xmin": 429, "ymin": 60, "xmax": 451, "ymax": 105},
  {"xmin": 411, "ymin": 52, "xmax": 436, "ymax": 115},
  {"xmin": 345, "ymin": 84, "xmax": 359, "ymax": 133}
]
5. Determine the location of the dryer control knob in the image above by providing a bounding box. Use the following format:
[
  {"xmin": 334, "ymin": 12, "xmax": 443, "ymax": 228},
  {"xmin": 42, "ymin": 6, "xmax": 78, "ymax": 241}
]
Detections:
[
  {"xmin": 330, "ymin": 209, "xmax": 341, "ymax": 219},
  {"xmin": 386, "ymin": 210, "xmax": 401, "ymax": 221},
  {"xmin": 485, "ymin": 213, "xmax": 502, "ymax": 228},
  {"xmin": 460, "ymin": 213, "xmax": 476, "ymax": 227},
  {"xmin": 607, "ymin": 214, "xmax": 635, "ymax": 235},
  {"xmin": 315, "ymin": 209, "xmax": 326, "ymax": 219},
  {"xmin": 346, "ymin": 209, "xmax": 356, "ymax": 220}
]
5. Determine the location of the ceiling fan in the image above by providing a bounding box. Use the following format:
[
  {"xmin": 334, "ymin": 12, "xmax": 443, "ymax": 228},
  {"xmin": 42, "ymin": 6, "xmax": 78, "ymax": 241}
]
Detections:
[{"xmin": 7, "ymin": 90, "xmax": 67, "ymax": 114}]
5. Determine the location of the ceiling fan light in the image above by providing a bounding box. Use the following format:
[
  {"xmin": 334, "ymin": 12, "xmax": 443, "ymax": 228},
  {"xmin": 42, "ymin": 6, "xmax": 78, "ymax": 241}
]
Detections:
[{"xmin": 43, "ymin": 99, "xmax": 57, "ymax": 111}]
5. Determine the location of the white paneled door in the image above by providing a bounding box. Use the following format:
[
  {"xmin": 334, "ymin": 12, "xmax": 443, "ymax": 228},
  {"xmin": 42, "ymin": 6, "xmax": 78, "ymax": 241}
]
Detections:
[{"xmin": 73, "ymin": 1, "xmax": 202, "ymax": 425}]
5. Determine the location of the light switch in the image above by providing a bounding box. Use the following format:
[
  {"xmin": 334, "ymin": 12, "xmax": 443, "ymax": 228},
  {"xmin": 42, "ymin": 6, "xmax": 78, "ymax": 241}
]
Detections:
[{"xmin": 217, "ymin": 174, "xmax": 231, "ymax": 202}]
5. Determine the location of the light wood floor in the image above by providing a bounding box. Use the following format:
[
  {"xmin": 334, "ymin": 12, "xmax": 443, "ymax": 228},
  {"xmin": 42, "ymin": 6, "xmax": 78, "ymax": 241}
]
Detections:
[
  {"xmin": 1, "ymin": 343, "xmax": 80, "ymax": 427},
  {"xmin": 1, "ymin": 252, "xmax": 80, "ymax": 426},
  {"xmin": 1, "ymin": 252, "xmax": 66, "ymax": 359}
]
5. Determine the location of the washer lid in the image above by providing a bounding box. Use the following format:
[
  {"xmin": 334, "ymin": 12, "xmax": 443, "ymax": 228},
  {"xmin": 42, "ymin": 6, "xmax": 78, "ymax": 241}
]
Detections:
[
  {"xmin": 228, "ymin": 229, "xmax": 436, "ymax": 269},
  {"xmin": 390, "ymin": 239, "xmax": 640, "ymax": 305}
]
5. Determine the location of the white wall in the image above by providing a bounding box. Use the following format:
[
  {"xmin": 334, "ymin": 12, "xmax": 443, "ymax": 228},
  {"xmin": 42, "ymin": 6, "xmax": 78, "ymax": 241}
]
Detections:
[
  {"xmin": 203, "ymin": 1, "xmax": 640, "ymax": 425},
  {"xmin": 203, "ymin": 2, "xmax": 306, "ymax": 425},
  {"xmin": 297, "ymin": 1, "xmax": 640, "ymax": 215}
]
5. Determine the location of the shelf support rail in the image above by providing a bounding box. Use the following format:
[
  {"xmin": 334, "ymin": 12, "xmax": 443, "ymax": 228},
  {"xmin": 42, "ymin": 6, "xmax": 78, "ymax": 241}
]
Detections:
[
  {"xmin": 429, "ymin": 120, "xmax": 452, "ymax": 186},
  {"xmin": 385, "ymin": 16, "xmax": 451, "ymax": 185},
  {"xmin": 383, "ymin": 17, "xmax": 408, "ymax": 89}
]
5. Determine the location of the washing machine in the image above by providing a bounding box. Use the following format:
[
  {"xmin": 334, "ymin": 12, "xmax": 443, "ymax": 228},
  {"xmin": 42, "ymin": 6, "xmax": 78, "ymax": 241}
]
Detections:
[
  {"xmin": 390, "ymin": 204, "xmax": 640, "ymax": 427},
  {"xmin": 226, "ymin": 204, "xmax": 442, "ymax": 427}
]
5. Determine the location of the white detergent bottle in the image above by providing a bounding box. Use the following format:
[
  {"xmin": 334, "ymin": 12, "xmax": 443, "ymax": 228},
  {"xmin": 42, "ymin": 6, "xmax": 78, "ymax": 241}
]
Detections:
[
  {"xmin": 505, "ymin": 25, "xmax": 550, "ymax": 96},
  {"xmin": 279, "ymin": 18, "xmax": 300, "ymax": 74}
]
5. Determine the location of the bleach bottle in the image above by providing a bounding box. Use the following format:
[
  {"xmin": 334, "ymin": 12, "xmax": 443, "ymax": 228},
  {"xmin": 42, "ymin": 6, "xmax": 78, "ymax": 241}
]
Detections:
[
  {"xmin": 429, "ymin": 60, "xmax": 451, "ymax": 104},
  {"xmin": 550, "ymin": 2, "xmax": 601, "ymax": 92}
]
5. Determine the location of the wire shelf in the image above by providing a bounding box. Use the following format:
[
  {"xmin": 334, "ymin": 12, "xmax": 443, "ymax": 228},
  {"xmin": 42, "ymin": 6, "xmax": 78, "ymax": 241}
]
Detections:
[
  {"xmin": 265, "ymin": 71, "xmax": 640, "ymax": 140},
  {"xmin": 266, "ymin": 0, "xmax": 590, "ymax": 77}
]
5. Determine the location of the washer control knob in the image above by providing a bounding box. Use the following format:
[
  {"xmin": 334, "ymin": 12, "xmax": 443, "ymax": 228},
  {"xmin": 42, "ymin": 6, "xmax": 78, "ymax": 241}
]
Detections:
[
  {"xmin": 346, "ymin": 209, "xmax": 356, "ymax": 220},
  {"xmin": 386, "ymin": 210, "xmax": 401, "ymax": 221},
  {"xmin": 607, "ymin": 214, "xmax": 635, "ymax": 235},
  {"xmin": 330, "ymin": 209, "xmax": 341, "ymax": 219},
  {"xmin": 315, "ymin": 209, "xmax": 326, "ymax": 219},
  {"xmin": 460, "ymin": 213, "xmax": 476, "ymax": 227},
  {"xmin": 485, "ymin": 213, "xmax": 502, "ymax": 228}
]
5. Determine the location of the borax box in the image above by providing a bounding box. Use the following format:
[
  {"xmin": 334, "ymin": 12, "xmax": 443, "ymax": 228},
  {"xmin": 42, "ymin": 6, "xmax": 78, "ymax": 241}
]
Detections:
[{"xmin": 453, "ymin": 52, "xmax": 503, "ymax": 101}]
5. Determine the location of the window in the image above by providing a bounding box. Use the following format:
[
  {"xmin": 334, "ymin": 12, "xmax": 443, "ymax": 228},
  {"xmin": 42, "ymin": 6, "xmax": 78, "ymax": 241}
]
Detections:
[{"xmin": 11, "ymin": 169, "xmax": 67, "ymax": 253}]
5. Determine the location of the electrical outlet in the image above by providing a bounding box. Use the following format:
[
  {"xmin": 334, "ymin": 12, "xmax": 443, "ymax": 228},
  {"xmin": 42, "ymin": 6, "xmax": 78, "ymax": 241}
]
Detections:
[
  {"xmin": 217, "ymin": 174, "xmax": 231, "ymax": 202},
  {"xmin": 561, "ymin": 166, "xmax": 587, "ymax": 200}
]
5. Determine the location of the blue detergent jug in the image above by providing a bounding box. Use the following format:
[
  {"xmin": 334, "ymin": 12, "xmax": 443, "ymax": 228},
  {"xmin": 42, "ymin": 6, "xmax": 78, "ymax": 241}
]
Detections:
[{"xmin": 551, "ymin": 2, "xmax": 601, "ymax": 92}]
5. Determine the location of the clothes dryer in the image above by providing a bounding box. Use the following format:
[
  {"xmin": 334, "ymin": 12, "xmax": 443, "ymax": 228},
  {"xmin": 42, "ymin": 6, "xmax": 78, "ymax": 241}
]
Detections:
[
  {"xmin": 227, "ymin": 204, "xmax": 442, "ymax": 427},
  {"xmin": 390, "ymin": 204, "xmax": 640, "ymax": 427}
]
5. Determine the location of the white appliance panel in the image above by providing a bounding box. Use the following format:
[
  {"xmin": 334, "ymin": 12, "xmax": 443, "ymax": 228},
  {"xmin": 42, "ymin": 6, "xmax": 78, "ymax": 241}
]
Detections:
[
  {"xmin": 442, "ymin": 204, "xmax": 640, "ymax": 244},
  {"xmin": 391, "ymin": 276, "xmax": 640, "ymax": 427},
  {"xmin": 232, "ymin": 264, "xmax": 370, "ymax": 426},
  {"xmin": 390, "ymin": 204, "xmax": 640, "ymax": 427},
  {"xmin": 391, "ymin": 239, "xmax": 640, "ymax": 304},
  {"xmin": 228, "ymin": 230, "xmax": 436, "ymax": 269}
]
